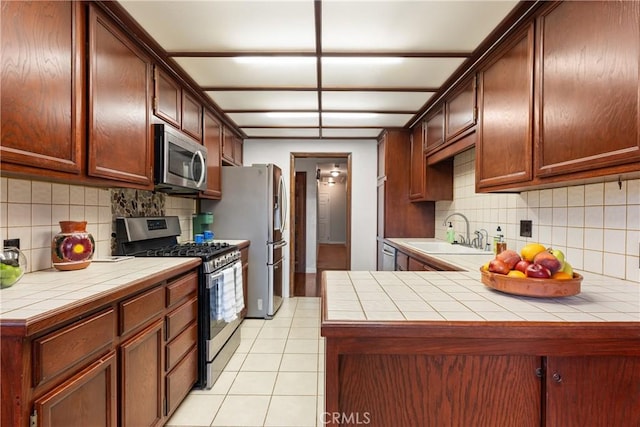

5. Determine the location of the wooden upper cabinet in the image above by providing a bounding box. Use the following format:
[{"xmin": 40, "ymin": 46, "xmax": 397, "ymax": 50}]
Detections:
[
  {"xmin": 222, "ymin": 126, "xmax": 235, "ymax": 163},
  {"xmin": 202, "ymin": 110, "xmax": 222, "ymax": 198},
  {"xmin": 88, "ymin": 5, "xmax": 153, "ymax": 187},
  {"xmin": 424, "ymin": 106, "xmax": 445, "ymax": 153},
  {"xmin": 222, "ymin": 126, "xmax": 243, "ymax": 166},
  {"xmin": 445, "ymin": 76, "xmax": 477, "ymax": 142},
  {"xmin": 476, "ymin": 23, "xmax": 534, "ymax": 191},
  {"xmin": 534, "ymin": 1, "xmax": 640, "ymax": 178},
  {"xmin": 409, "ymin": 122, "xmax": 427, "ymax": 200},
  {"xmin": 181, "ymin": 91, "xmax": 203, "ymax": 141},
  {"xmin": 410, "ymin": 122, "xmax": 454, "ymax": 202},
  {"xmin": 0, "ymin": 1, "xmax": 84, "ymax": 176},
  {"xmin": 153, "ymin": 66, "xmax": 181, "ymax": 128}
]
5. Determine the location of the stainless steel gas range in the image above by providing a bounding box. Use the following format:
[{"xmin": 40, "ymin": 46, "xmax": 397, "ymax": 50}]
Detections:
[{"xmin": 115, "ymin": 216, "xmax": 243, "ymax": 389}]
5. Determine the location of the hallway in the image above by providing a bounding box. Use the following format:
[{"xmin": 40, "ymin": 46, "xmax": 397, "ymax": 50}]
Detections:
[{"xmin": 294, "ymin": 243, "xmax": 348, "ymax": 297}]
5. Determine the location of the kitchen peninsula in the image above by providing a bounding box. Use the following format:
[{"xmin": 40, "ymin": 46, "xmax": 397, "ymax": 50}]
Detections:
[
  {"xmin": 0, "ymin": 257, "xmax": 201, "ymax": 427},
  {"xmin": 321, "ymin": 253, "xmax": 640, "ymax": 426}
]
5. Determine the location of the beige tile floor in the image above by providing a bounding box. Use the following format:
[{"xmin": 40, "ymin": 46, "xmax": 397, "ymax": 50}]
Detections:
[{"xmin": 166, "ymin": 297, "xmax": 325, "ymax": 427}]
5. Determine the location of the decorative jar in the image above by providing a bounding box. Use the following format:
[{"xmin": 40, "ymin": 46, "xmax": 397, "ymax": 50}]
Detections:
[
  {"xmin": 52, "ymin": 221, "xmax": 95, "ymax": 271},
  {"xmin": 0, "ymin": 247, "xmax": 27, "ymax": 288}
]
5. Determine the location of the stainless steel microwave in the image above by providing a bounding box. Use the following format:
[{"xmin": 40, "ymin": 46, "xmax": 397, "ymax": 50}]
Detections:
[{"xmin": 154, "ymin": 124, "xmax": 207, "ymax": 193}]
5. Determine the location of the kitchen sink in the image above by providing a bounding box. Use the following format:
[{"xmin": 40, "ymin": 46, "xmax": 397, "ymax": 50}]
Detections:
[{"xmin": 407, "ymin": 241, "xmax": 493, "ymax": 255}]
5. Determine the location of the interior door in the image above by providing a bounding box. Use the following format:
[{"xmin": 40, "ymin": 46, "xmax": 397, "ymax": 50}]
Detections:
[{"xmin": 318, "ymin": 191, "xmax": 330, "ymax": 243}]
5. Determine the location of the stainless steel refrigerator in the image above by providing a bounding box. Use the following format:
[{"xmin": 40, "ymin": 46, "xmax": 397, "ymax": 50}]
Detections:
[{"xmin": 200, "ymin": 164, "xmax": 287, "ymax": 318}]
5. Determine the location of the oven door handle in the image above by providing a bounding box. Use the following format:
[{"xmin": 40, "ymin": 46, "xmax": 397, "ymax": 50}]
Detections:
[{"xmin": 206, "ymin": 271, "xmax": 225, "ymax": 289}]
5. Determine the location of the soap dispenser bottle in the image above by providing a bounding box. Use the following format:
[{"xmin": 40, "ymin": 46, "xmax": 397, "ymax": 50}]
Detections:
[
  {"xmin": 446, "ymin": 222, "xmax": 455, "ymax": 243},
  {"xmin": 493, "ymin": 226, "xmax": 503, "ymax": 254}
]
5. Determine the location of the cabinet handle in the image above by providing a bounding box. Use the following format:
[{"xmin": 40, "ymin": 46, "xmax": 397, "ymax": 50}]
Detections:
[
  {"xmin": 552, "ymin": 372, "xmax": 562, "ymax": 383},
  {"xmin": 535, "ymin": 367, "xmax": 543, "ymax": 378}
]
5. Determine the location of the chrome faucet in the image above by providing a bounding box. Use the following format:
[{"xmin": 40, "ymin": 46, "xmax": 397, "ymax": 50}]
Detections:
[
  {"xmin": 478, "ymin": 229, "xmax": 490, "ymax": 251},
  {"xmin": 443, "ymin": 212, "xmax": 470, "ymax": 246}
]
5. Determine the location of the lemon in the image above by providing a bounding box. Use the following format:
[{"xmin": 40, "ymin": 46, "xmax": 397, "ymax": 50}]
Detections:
[
  {"xmin": 520, "ymin": 243, "xmax": 547, "ymax": 262},
  {"xmin": 507, "ymin": 270, "xmax": 526, "ymax": 278}
]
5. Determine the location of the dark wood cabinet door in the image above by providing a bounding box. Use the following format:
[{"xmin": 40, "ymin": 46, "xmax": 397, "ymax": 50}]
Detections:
[
  {"xmin": 1, "ymin": 1, "xmax": 84, "ymax": 175},
  {"xmin": 476, "ymin": 23, "xmax": 534, "ymax": 191},
  {"xmin": 222, "ymin": 126, "xmax": 235, "ymax": 164},
  {"xmin": 233, "ymin": 136, "xmax": 243, "ymax": 166},
  {"xmin": 154, "ymin": 66, "xmax": 181, "ymax": 128},
  {"xmin": 88, "ymin": 6, "xmax": 152, "ymax": 187},
  {"xmin": 445, "ymin": 76, "xmax": 476, "ymax": 142},
  {"xmin": 409, "ymin": 122, "xmax": 426, "ymax": 200},
  {"xmin": 338, "ymin": 354, "xmax": 541, "ymax": 426},
  {"xmin": 424, "ymin": 106, "xmax": 445, "ymax": 153},
  {"xmin": 34, "ymin": 351, "xmax": 117, "ymax": 427},
  {"xmin": 534, "ymin": 1, "xmax": 640, "ymax": 178},
  {"xmin": 181, "ymin": 91, "xmax": 202, "ymax": 141},
  {"xmin": 120, "ymin": 319, "xmax": 163, "ymax": 427},
  {"xmin": 202, "ymin": 110, "xmax": 222, "ymax": 198},
  {"xmin": 545, "ymin": 356, "xmax": 640, "ymax": 427}
]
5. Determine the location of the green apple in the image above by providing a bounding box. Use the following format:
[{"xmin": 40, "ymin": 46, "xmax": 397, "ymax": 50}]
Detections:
[
  {"xmin": 0, "ymin": 264, "xmax": 22, "ymax": 287},
  {"xmin": 561, "ymin": 261, "xmax": 573, "ymax": 277}
]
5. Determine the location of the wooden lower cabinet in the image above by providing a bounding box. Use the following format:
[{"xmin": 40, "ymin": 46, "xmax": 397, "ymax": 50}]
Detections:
[
  {"xmin": 120, "ymin": 319, "xmax": 164, "ymax": 427},
  {"xmin": 1, "ymin": 269, "xmax": 199, "ymax": 427},
  {"xmin": 545, "ymin": 356, "xmax": 640, "ymax": 427},
  {"xmin": 33, "ymin": 351, "xmax": 117, "ymax": 427},
  {"xmin": 336, "ymin": 354, "xmax": 540, "ymax": 426},
  {"xmin": 323, "ymin": 326, "xmax": 640, "ymax": 427}
]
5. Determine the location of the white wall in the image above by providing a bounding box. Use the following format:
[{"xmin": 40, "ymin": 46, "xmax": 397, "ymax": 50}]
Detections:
[
  {"xmin": 244, "ymin": 139, "xmax": 379, "ymax": 293},
  {"xmin": 436, "ymin": 148, "xmax": 640, "ymax": 283}
]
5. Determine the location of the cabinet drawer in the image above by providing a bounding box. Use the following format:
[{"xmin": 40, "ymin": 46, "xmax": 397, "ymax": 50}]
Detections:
[
  {"xmin": 33, "ymin": 309, "xmax": 116, "ymax": 387},
  {"xmin": 166, "ymin": 296, "xmax": 197, "ymax": 341},
  {"xmin": 120, "ymin": 286, "xmax": 164, "ymax": 337},
  {"xmin": 166, "ymin": 321, "xmax": 197, "ymax": 372},
  {"xmin": 165, "ymin": 347, "xmax": 197, "ymax": 416},
  {"xmin": 166, "ymin": 272, "xmax": 198, "ymax": 308}
]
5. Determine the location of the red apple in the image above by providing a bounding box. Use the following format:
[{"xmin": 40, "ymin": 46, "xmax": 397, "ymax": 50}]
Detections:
[
  {"xmin": 496, "ymin": 249, "xmax": 521, "ymax": 270},
  {"xmin": 488, "ymin": 259, "xmax": 510, "ymax": 275},
  {"xmin": 514, "ymin": 260, "xmax": 532, "ymax": 274},
  {"xmin": 533, "ymin": 251, "xmax": 562, "ymax": 274},
  {"xmin": 526, "ymin": 263, "xmax": 551, "ymax": 278}
]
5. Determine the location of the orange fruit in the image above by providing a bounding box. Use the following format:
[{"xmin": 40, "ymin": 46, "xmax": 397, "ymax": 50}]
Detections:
[
  {"xmin": 507, "ymin": 270, "xmax": 526, "ymax": 278},
  {"xmin": 520, "ymin": 243, "xmax": 547, "ymax": 262},
  {"xmin": 481, "ymin": 262, "xmax": 490, "ymax": 271},
  {"xmin": 551, "ymin": 271, "xmax": 572, "ymax": 280}
]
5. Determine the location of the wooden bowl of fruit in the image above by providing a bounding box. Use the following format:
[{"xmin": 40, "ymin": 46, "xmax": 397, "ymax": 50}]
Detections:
[{"xmin": 480, "ymin": 244, "xmax": 582, "ymax": 298}]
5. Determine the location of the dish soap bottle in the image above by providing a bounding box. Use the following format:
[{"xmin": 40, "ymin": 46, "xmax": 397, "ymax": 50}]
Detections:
[
  {"xmin": 446, "ymin": 222, "xmax": 455, "ymax": 243},
  {"xmin": 493, "ymin": 226, "xmax": 504, "ymax": 254}
]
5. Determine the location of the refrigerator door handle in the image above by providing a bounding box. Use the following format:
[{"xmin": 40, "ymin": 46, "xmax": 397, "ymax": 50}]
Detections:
[
  {"xmin": 273, "ymin": 241, "xmax": 288, "ymax": 249},
  {"xmin": 278, "ymin": 175, "xmax": 287, "ymax": 232}
]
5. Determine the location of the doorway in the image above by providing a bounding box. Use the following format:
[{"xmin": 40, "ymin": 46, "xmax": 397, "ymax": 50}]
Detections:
[{"xmin": 289, "ymin": 153, "xmax": 352, "ymax": 297}]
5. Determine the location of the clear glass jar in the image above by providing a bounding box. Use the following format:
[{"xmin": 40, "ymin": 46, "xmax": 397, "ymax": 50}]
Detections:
[{"xmin": 1, "ymin": 247, "xmax": 27, "ymax": 288}]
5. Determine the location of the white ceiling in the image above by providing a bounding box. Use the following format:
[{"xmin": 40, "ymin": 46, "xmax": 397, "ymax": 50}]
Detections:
[{"xmin": 118, "ymin": 0, "xmax": 519, "ymax": 140}]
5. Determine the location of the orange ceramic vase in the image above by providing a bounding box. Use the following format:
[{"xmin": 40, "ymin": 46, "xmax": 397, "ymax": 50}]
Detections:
[{"xmin": 52, "ymin": 221, "xmax": 95, "ymax": 271}]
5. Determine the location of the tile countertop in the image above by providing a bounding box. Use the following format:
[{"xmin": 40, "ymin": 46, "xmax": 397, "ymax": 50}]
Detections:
[
  {"xmin": 324, "ymin": 240, "xmax": 640, "ymax": 323},
  {"xmin": 0, "ymin": 257, "xmax": 200, "ymax": 321}
]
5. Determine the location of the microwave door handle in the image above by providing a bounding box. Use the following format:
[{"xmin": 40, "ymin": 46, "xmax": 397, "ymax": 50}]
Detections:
[{"xmin": 191, "ymin": 150, "xmax": 206, "ymax": 187}]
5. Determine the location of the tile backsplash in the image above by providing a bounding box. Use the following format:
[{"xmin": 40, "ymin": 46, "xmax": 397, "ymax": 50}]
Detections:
[
  {"xmin": 436, "ymin": 148, "xmax": 640, "ymax": 282},
  {"xmin": 0, "ymin": 178, "xmax": 196, "ymax": 273}
]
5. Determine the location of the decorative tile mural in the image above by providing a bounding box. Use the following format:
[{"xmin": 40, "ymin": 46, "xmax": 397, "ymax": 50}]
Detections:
[{"xmin": 111, "ymin": 188, "xmax": 166, "ymax": 218}]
